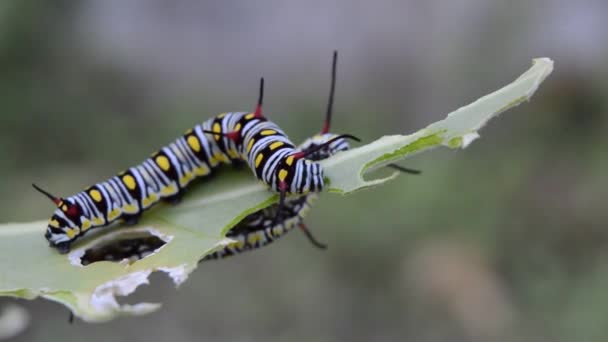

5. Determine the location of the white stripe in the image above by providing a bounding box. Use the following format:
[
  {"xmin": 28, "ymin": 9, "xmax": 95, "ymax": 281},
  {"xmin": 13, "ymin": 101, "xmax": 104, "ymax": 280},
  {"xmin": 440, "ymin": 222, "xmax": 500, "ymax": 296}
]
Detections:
[
  {"xmin": 73, "ymin": 194, "xmax": 90, "ymax": 217},
  {"xmin": 130, "ymin": 166, "xmax": 149, "ymax": 199}
]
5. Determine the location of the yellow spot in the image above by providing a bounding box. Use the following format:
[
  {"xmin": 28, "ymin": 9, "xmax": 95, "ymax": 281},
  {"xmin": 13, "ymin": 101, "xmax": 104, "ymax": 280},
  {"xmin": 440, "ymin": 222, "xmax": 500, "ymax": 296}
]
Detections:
[
  {"xmin": 255, "ymin": 153, "xmax": 264, "ymax": 168},
  {"xmin": 180, "ymin": 172, "xmax": 194, "ymax": 186},
  {"xmin": 108, "ymin": 208, "xmax": 121, "ymax": 221},
  {"xmin": 185, "ymin": 128, "xmax": 193, "ymax": 134},
  {"xmin": 235, "ymin": 240, "xmax": 245, "ymax": 249},
  {"xmin": 260, "ymin": 129, "xmax": 276, "ymax": 136},
  {"xmin": 217, "ymin": 112, "xmax": 227, "ymax": 118},
  {"xmin": 227, "ymin": 148, "xmax": 239, "ymax": 159},
  {"xmin": 49, "ymin": 219, "xmax": 60, "ymax": 227},
  {"xmin": 278, "ymin": 169, "xmax": 288, "ymax": 182},
  {"xmin": 187, "ymin": 135, "xmax": 201, "ymax": 152},
  {"xmin": 89, "ymin": 189, "xmax": 102, "ymax": 202},
  {"xmin": 248, "ymin": 233, "xmax": 261, "ymax": 245},
  {"xmin": 272, "ymin": 226, "xmax": 283, "ymax": 236},
  {"xmin": 286, "ymin": 155, "xmax": 294, "ymax": 166},
  {"xmin": 123, "ymin": 203, "xmax": 138, "ymax": 214},
  {"xmin": 57, "ymin": 200, "xmax": 64, "ymax": 207},
  {"xmin": 65, "ymin": 228, "xmax": 76, "ymax": 239},
  {"xmin": 269, "ymin": 141, "xmax": 284, "ymax": 150},
  {"xmin": 161, "ymin": 184, "xmax": 178, "ymax": 196},
  {"xmin": 212, "ymin": 123, "xmax": 222, "ymax": 141},
  {"xmin": 245, "ymin": 113, "xmax": 255, "ymax": 120},
  {"xmin": 214, "ymin": 153, "xmax": 228, "ymax": 163},
  {"xmin": 122, "ymin": 175, "xmax": 136, "ymax": 190},
  {"xmin": 234, "ymin": 123, "xmax": 242, "ymax": 131},
  {"xmin": 61, "ymin": 205, "xmax": 68, "ymax": 211},
  {"xmin": 81, "ymin": 219, "xmax": 91, "ymax": 231},
  {"xmin": 155, "ymin": 155, "xmax": 171, "ymax": 171},
  {"xmin": 247, "ymin": 139, "xmax": 255, "ymax": 153},
  {"xmin": 142, "ymin": 197, "xmax": 153, "ymax": 208},
  {"xmin": 93, "ymin": 217, "xmax": 105, "ymax": 226},
  {"xmin": 194, "ymin": 164, "xmax": 210, "ymax": 176}
]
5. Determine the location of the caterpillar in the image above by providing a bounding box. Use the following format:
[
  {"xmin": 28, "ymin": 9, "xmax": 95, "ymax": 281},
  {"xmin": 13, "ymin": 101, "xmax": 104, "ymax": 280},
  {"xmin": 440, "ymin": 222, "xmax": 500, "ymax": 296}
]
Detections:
[
  {"xmin": 201, "ymin": 54, "xmax": 420, "ymax": 261},
  {"xmin": 34, "ymin": 52, "xmax": 359, "ymax": 254}
]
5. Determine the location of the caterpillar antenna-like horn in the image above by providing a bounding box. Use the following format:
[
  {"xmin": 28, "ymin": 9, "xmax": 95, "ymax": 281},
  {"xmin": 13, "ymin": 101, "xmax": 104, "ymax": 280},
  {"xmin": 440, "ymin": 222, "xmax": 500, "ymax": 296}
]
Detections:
[
  {"xmin": 293, "ymin": 134, "xmax": 360, "ymax": 160},
  {"xmin": 32, "ymin": 183, "xmax": 61, "ymax": 205},
  {"xmin": 254, "ymin": 77, "xmax": 264, "ymax": 118},
  {"xmin": 321, "ymin": 50, "xmax": 338, "ymax": 134}
]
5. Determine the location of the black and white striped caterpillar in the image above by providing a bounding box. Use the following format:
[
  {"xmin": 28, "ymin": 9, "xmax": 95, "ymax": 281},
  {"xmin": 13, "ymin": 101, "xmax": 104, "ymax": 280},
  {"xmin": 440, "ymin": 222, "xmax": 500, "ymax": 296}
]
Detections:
[{"xmin": 34, "ymin": 52, "xmax": 361, "ymax": 254}]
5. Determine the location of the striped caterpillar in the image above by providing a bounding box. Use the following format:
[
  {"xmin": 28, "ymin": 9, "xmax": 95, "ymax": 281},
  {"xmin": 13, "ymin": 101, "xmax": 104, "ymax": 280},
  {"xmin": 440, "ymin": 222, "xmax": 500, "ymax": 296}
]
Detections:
[{"xmin": 34, "ymin": 52, "xmax": 359, "ymax": 254}]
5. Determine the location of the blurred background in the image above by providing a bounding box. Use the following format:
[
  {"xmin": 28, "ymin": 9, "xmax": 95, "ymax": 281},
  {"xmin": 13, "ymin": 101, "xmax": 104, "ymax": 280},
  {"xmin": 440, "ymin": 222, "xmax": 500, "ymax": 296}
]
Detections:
[{"xmin": 1, "ymin": 0, "xmax": 607, "ymax": 341}]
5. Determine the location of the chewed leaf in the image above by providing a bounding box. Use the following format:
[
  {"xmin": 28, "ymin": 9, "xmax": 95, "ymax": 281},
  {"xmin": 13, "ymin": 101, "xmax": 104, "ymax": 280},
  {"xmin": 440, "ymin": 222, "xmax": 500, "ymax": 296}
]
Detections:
[
  {"xmin": 0, "ymin": 58, "xmax": 553, "ymax": 322},
  {"xmin": 322, "ymin": 58, "xmax": 554, "ymax": 194}
]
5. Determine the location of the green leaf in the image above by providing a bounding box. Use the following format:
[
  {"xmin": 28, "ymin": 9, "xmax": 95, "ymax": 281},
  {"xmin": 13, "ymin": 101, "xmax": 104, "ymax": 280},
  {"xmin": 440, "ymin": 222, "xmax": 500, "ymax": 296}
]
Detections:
[{"xmin": 0, "ymin": 58, "xmax": 553, "ymax": 322}]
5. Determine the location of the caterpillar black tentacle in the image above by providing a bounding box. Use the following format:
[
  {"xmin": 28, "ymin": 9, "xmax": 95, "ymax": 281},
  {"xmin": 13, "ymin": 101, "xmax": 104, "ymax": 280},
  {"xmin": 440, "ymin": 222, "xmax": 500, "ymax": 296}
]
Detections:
[
  {"xmin": 387, "ymin": 164, "xmax": 421, "ymax": 174},
  {"xmin": 298, "ymin": 223, "xmax": 327, "ymax": 249}
]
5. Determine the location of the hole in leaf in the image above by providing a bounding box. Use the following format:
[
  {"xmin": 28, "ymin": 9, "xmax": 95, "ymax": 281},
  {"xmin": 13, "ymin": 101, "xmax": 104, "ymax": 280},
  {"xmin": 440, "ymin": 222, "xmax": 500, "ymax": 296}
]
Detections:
[
  {"xmin": 80, "ymin": 232, "xmax": 167, "ymax": 266},
  {"xmin": 115, "ymin": 272, "xmax": 175, "ymax": 307}
]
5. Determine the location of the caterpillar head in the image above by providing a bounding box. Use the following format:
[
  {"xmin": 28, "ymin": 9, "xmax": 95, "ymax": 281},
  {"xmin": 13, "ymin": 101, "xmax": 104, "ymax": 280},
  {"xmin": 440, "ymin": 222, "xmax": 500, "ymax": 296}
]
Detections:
[
  {"xmin": 33, "ymin": 184, "xmax": 81, "ymax": 253},
  {"xmin": 298, "ymin": 133, "xmax": 350, "ymax": 161}
]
